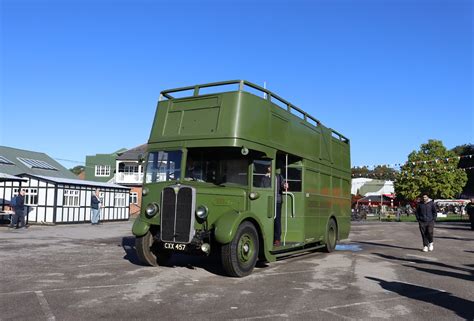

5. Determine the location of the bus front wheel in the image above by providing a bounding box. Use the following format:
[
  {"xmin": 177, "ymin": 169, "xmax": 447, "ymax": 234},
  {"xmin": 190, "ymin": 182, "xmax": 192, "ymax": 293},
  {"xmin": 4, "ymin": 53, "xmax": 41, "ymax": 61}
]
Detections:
[
  {"xmin": 135, "ymin": 230, "xmax": 171, "ymax": 266},
  {"xmin": 221, "ymin": 221, "xmax": 259, "ymax": 277},
  {"xmin": 324, "ymin": 218, "xmax": 338, "ymax": 253}
]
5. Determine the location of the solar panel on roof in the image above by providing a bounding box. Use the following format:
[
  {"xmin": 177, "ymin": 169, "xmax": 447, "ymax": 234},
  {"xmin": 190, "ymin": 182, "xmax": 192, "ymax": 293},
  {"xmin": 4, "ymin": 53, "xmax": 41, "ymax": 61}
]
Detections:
[
  {"xmin": 17, "ymin": 157, "xmax": 58, "ymax": 170},
  {"xmin": 0, "ymin": 156, "xmax": 14, "ymax": 165}
]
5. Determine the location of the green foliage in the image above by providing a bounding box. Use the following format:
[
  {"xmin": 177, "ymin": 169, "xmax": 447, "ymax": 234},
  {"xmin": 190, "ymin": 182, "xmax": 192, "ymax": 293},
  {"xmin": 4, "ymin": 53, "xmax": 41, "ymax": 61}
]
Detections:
[
  {"xmin": 352, "ymin": 165, "xmax": 397, "ymax": 180},
  {"xmin": 395, "ymin": 140, "xmax": 467, "ymax": 201},
  {"xmin": 70, "ymin": 165, "xmax": 85, "ymax": 176},
  {"xmin": 451, "ymin": 144, "xmax": 474, "ymax": 197}
]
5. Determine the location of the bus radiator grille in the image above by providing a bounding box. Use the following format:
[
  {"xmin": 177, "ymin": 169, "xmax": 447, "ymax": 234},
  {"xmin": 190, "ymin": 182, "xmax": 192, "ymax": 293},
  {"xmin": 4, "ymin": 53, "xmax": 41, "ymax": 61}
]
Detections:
[{"xmin": 160, "ymin": 185, "xmax": 195, "ymax": 243}]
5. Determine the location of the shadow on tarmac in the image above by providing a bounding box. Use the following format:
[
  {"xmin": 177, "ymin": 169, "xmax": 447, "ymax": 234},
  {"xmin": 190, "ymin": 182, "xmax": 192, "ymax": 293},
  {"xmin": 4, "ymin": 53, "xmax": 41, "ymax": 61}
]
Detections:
[
  {"xmin": 121, "ymin": 236, "xmax": 270, "ymax": 276},
  {"xmin": 373, "ymin": 253, "xmax": 474, "ymax": 274},
  {"xmin": 366, "ymin": 277, "xmax": 474, "ymax": 321},
  {"xmin": 435, "ymin": 236, "xmax": 474, "ymax": 242},
  {"xmin": 356, "ymin": 241, "xmax": 419, "ymax": 251},
  {"xmin": 121, "ymin": 236, "xmax": 147, "ymax": 266},
  {"xmin": 401, "ymin": 265, "xmax": 474, "ymax": 282},
  {"xmin": 434, "ymin": 225, "xmax": 473, "ymax": 232}
]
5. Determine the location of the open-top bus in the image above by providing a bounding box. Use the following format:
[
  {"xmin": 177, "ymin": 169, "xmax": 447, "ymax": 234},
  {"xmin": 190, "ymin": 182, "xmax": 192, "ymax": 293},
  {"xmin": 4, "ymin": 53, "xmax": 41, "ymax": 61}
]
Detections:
[{"xmin": 132, "ymin": 80, "xmax": 351, "ymax": 277}]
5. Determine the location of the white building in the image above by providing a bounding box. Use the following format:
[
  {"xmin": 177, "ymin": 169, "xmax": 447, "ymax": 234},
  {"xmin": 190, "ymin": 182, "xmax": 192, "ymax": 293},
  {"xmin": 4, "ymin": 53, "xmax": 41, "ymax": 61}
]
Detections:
[
  {"xmin": 0, "ymin": 146, "xmax": 129, "ymax": 224},
  {"xmin": 351, "ymin": 178, "xmax": 394, "ymax": 196}
]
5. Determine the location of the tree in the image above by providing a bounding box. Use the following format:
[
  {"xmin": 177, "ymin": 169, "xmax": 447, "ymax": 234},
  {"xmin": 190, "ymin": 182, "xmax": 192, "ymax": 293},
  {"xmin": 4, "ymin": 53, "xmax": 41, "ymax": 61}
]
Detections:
[
  {"xmin": 352, "ymin": 166, "xmax": 370, "ymax": 178},
  {"xmin": 395, "ymin": 140, "xmax": 467, "ymax": 201},
  {"xmin": 70, "ymin": 165, "xmax": 85, "ymax": 176},
  {"xmin": 371, "ymin": 165, "xmax": 397, "ymax": 181},
  {"xmin": 451, "ymin": 144, "xmax": 474, "ymax": 197},
  {"xmin": 352, "ymin": 165, "xmax": 397, "ymax": 180}
]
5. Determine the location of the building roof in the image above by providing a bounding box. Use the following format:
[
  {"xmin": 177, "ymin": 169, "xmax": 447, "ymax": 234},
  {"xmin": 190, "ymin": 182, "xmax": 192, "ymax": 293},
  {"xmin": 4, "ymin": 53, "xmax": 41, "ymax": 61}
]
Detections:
[
  {"xmin": 358, "ymin": 195, "xmax": 393, "ymax": 203},
  {"xmin": 351, "ymin": 178, "xmax": 394, "ymax": 196},
  {"xmin": 23, "ymin": 174, "xmax": 130, "ymax": 190},
  {"xmin": 116, "ymin": 144, "xmax": 147, "ymax": 161},
  {"xmin": 0, "ymin": 172, "xmax": 28, "ymax": 182},
  {"xmin": 0, "ymin": 146, "xmax": 77, "ymax": 179}
]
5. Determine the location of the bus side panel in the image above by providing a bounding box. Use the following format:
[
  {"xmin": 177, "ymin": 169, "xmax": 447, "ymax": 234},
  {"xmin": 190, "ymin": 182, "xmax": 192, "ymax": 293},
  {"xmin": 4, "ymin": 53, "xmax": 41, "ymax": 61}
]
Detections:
[
  {"xmin": 304, "ymin": 169, "xmax": 325, "ymax": 242},
  {"xmin": 338, "ymin": 178, "xmax": 351, "ymax": 240}
]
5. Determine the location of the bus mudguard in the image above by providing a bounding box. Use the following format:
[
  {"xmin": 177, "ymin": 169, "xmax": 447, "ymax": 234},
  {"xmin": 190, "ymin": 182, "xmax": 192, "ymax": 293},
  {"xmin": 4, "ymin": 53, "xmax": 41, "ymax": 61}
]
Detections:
[
  {"xmin": 214, "ymin": 211, "xmax": 276, "ymax": 262},
  {"xmin": 132, "ymin": 217, "xmax": 151, "ymax": 237},
  {"xmin": 213, "ymin": 210, "xmax": 245, "ymax": 244}
]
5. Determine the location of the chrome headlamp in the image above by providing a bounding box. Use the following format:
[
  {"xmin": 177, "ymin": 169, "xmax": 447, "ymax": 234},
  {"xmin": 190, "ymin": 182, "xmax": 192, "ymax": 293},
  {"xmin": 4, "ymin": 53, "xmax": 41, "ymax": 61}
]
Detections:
[
  {"xmin": 145, "ymin": 203, "xmax": 159, "ymax": 217},
  {"xmin": 196, "ymin": 205, "xmax": 209, "ymax": 220},
  {"xmin": 249, "ymin": 192, "xmax": 260, "ymax": 200}
]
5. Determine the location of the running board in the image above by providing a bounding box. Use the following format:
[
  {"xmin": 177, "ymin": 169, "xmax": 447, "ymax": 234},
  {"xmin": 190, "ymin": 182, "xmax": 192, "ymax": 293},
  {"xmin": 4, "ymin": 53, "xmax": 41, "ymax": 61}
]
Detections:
[{"xmin": 271, "ymin": 242, "xmax": 325, "ymax": 257}]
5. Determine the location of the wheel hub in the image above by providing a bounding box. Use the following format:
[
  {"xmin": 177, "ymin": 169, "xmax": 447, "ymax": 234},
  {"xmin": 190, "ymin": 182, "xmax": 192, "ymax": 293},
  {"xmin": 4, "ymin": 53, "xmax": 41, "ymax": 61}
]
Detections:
[{"xmin": 238, "ymin": 234, "xmax": 253, "ymax": 263}]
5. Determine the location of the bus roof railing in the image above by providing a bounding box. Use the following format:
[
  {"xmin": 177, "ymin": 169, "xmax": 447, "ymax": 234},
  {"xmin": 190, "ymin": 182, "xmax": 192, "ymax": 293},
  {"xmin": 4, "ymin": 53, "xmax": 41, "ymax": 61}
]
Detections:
[{"xmin": 159, "ymin": 80, "xmax": 349, "ymax": 143}]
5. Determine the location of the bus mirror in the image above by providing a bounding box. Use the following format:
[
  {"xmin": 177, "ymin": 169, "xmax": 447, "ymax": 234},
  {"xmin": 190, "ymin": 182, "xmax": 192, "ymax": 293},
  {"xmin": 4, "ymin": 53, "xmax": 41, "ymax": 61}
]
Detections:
[
  {"xmin": 241, "ymin": 147, "xmax": 249, "ymax": 156},
  {"xmin": 137, "ymin": 154, "xmax": 145, "ymax": 164}
]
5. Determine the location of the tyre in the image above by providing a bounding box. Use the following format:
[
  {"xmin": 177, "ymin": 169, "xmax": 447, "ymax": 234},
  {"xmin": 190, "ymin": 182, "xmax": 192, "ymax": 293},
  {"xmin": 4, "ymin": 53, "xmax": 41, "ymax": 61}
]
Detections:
[
  {"xmin": 221, "ymin": 221, "xmax": 259, "ymax": 277},
  {"xmin": 324, "ymin": 218, "xmax": 337, "ymax": 253},
  {"xmin": 135, "ymin": 230, "xmax": 171, "ymax": 266}
]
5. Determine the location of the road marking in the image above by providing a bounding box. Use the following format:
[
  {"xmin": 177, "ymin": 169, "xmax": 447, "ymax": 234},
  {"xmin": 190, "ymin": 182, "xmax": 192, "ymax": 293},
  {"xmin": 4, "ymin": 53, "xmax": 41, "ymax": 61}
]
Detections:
[
  {"xmin": 35, "ymin": 291, "xmax": 56, "ymax": 321},
  {"xmin": 76, "ymin": 262, "xmax": 126, "ymax": 268},
  {"xmin": 253, "ymin": 269, "xmax": 316, "ymax": 277},
  {"xmin": 0, "ymin": 283, "xmax": 138, "ymax": 296},
  {"xmin": 405, "ymin": 254, "xmax": 438, "ymax": 261},
  {"xmin": 320, "ymin": 308, "xmax": 356, "ymax": 320},
  {"xmin": 231, "ymin": 313, "xmax": 289, "ymax": 320}
]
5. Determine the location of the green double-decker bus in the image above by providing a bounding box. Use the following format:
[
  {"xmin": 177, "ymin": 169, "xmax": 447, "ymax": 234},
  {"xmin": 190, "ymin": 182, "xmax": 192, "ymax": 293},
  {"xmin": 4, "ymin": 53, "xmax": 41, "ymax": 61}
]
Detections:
[{"xmin": 132, "ymin": 80, "xmax": 351, "ymax": 277}]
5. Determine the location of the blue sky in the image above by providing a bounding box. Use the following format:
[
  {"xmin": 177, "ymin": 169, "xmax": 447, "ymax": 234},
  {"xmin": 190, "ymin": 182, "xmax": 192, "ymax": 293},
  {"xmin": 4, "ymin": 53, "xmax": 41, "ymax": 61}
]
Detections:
[{"xmin": 1, "ymin": 0, "xmax": 472, "ymax": 169}]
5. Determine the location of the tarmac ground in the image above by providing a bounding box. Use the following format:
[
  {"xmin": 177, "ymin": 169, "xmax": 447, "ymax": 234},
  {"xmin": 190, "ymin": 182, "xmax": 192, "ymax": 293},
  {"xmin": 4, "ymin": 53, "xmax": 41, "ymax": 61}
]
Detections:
[{"xmin": 0, "ymin": 220, "xmax": 473, "ymax": 321}]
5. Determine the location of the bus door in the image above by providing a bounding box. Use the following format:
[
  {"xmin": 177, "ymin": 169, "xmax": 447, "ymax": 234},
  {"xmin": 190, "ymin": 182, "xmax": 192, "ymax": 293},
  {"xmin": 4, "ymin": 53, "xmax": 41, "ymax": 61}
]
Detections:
[
  {"xmin": 251, "ymin": 159, "xmax": 276, "ymax": 248},
  {"xmin": 276, "ymin": 153, "xmax": 304, "ymax": 246}
]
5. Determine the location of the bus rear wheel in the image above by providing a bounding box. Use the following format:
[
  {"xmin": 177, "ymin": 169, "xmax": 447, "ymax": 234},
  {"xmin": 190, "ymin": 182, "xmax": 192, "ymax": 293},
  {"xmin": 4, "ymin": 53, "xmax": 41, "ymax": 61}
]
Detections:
[
  {"xmin": 324, "ymin": 218, "xmax": 337, "ymax": 253},
  {"xmin": 135, "ymin": 230, "xmax": 171, "ymax": 266},
  {"xmin": 221, "ymin": 221, "xmax": 259, "ymax": 277}
]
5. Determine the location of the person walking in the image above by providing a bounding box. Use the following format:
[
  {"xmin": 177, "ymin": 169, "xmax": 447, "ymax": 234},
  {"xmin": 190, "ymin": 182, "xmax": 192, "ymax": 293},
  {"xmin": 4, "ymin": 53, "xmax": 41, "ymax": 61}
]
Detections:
[
  {"xmin": 416, "ymin": 194, "xmax": 437, "ymax": 252},
  {"xmin": 9, "ymin": 189, "xmax": 26, "ymax": 229},
  {"xmin": 91, "ymin": 189, "xmax": 102, "ymax": 225},
  {"xmin": 466, "ymin": 198, "xmax": 474, "ymax": 231},
  {"xmin": 260, "ymin": 165, "xmax": 288, "ymax": 246}
]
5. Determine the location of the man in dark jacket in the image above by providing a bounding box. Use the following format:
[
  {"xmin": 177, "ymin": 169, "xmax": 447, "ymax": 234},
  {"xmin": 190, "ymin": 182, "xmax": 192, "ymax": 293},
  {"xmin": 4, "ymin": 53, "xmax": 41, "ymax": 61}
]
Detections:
[
  {"xmin": 416, "ymin": 194, "xmax": 437, "ymax": 252},
  {"xmin": 466, "ymin": 198, "xmax": 474, "ymax": 231},
  {"xmin": 260, "ymin": 165, "xmax": 288, "ymax": 246},
  {"xmin": 9, "ymin": 189, "xmax": 26, "ymax": 229}
]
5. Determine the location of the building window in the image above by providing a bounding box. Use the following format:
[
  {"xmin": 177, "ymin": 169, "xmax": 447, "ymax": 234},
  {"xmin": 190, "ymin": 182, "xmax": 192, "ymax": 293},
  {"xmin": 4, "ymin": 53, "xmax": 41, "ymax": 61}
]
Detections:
[
  {"xmin": 95, "ymin": 165, "xmax": 111, "ymax": 177},
  {"xmin": 124, "ymin": 164, "xmax": 139, "ymax": 174},
  {"xmin": 115, "ymin": 193, "xmax": 126, "ymax": 207},
  {"xmin": 64, "ymin": 189, "xmax": 80, "ymax": 207},
  {"xmin": 130, "ymin": 192, "xmax": 138, "ymax": 205},
  {"xmin": 25, "ymin": 188, "xmax": 38, "ymax": 205},
  {"xmin": 13, "ymin": 188, "xmax": 38, "ymax": 205}
]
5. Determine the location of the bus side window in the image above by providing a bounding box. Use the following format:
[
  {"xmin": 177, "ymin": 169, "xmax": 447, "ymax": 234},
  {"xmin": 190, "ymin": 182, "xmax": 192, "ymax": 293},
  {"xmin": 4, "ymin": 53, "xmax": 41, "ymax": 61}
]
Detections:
[
  {"xmin": 286, "ymin": 167, "xmax": 302, "ymax": 192},
  {"xmin": 276, "ymin": 153, "xmax": 302, "ymax": 192},
  {"xmin": 253, "ymin": 159, "xmax": 272, "ymax": 188}
]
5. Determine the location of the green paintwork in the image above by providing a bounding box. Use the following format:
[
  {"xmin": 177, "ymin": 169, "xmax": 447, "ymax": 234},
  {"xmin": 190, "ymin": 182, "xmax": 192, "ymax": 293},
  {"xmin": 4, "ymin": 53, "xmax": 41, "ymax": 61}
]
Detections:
[
  {"xmin": 134, "ymin": 80, "xmax": 351, "ymax": 262},
  {"xmin": 238, "ymin": 233, "xmax": 254, "ymax": 263},
  {"xmin": 84, "ymin": 149, "xmax": 126, "ymax": 182},
  {"xmin": 132, "ymin": 216, "xmax": 151, "ymax": 237}
]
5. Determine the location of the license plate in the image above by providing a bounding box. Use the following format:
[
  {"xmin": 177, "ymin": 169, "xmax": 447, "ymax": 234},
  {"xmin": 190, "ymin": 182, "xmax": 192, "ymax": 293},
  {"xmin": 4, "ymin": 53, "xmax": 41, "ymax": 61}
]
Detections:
[{"xmin": 163, "ymin": 242, "xmax": 186, "ymax": 251}]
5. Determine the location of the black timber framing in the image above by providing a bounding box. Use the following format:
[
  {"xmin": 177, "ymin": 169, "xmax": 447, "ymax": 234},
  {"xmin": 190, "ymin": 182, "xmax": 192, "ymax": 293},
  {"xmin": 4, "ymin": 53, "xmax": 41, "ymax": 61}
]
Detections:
[{"xmin": 3, "ymin": 174, "xmax": 130, "ymax": 224}]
